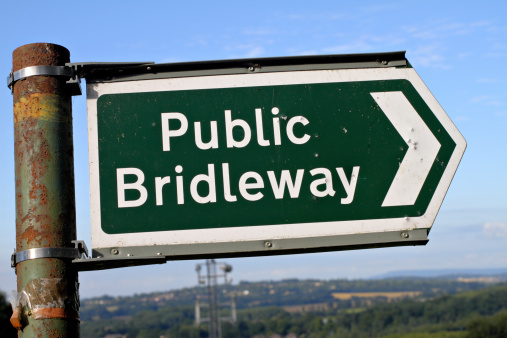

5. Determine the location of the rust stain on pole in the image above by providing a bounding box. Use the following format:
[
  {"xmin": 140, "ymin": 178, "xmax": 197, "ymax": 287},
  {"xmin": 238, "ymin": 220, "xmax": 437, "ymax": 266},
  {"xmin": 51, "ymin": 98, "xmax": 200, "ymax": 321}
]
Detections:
[{"xmin": 12, "ymin": 43, "xmax": 79, "ymax": 337}]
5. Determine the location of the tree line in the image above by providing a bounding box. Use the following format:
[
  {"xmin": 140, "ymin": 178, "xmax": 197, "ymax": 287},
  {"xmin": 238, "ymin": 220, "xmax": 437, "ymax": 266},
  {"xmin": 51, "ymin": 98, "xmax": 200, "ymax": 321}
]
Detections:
[
  {"xmin": 79, "ymin": 282, "xmax": 507, "ymax": 337},
  {"xmin": 80, "ymin": 277, "xmax": 499, "ymax": 321}
]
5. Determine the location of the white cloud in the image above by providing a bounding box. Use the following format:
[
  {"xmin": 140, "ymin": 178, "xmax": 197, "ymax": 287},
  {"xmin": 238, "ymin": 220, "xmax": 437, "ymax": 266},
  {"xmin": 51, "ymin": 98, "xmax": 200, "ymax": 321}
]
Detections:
[
  {"xmin": 243, "ymin": 28, "xmax": 276, "ymax": 36},
  {"xmin": 158, "ymin": 57, "xmax": 184, "ymax": 64},
  {"xmin": 477, "ymin": 78, "xmax": 500, "ymax": 84},
  {"xmin": 243, "ymin": 46, "xmax": 265, "ymax": 58},
  {"xmin": 454, "ymin": 116, "xmax": 470, "ymax": 122},
  {"xmin": 321, "ymin": 34, "xmax": 406, "ymax": 55},
  {"xmin": 484, "ymin": 52, "xmax": 507, "ymax": 58},
  {"xmin": 470, "ymin": 21, "xmax": 491, "ymax": 28},
  {"xmin": 409, "ymin": 44, "xmax": 449, "ymax": 69},
  {"xmin": 470, "ymin": 95, "xmax": 495, "ymax": 103},
  {"xmin": 469, "ymin": 95, "xmax": 503, "ymax": 106},
  {"xmin": 284, "ymin": 13, "xmax": 347, "ymax": 21},
  {"xmin": 486, "ymin": 101, "xmax": 503, "ymax": 106},
  {"xmin": 287, "ymin": 14, "xmax": 304, "ymax": 20},
  {"xmin": 358, "ymin": 3, "xmax": 398, "ymax": 13},
  {"xmin": 225, "ymin": 44, "xmax": 266, "ymax": 58},
  {"xmin": 185, "ymin": 38, "xmax": 209, "ymax": 48},
  {"xmin": 402, "ymin": 20, "xmax": 493, "ymax": 41},
  {"xmin": 457, "ymin": 52, "xmax": 471, "ymax": 59},
  {"xmin": 322, "ymin": 41, "xmax": 373, "ymax": 54},
  {"xmin": 293, "ymin": 49, "xmax": 320, "ymax": 56},
  {"xmin": 483, "ymin": 222, "xmax": 507, "ymax": 239},
  {"xmin": 491, "ymin": 42, "xmax": 507, "ymax": 51},
  {"xmin": 402, "ymin": 20, "xmax": 504, "ymax": 68}
]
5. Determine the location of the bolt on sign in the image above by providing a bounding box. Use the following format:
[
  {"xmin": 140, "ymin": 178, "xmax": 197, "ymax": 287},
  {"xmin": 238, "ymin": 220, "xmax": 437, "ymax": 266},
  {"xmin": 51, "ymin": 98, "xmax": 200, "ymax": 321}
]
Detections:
[{"xmin": 86, "ymin": 52, "xmax": 465, "ymax": 259}]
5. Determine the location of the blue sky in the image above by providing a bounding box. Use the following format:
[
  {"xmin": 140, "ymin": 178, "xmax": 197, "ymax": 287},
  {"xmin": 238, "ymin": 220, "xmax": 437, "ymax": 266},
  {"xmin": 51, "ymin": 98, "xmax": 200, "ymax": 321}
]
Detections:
[{"xmin": 1, "ymin": 0, "xmax": 506, "ymax": 298}]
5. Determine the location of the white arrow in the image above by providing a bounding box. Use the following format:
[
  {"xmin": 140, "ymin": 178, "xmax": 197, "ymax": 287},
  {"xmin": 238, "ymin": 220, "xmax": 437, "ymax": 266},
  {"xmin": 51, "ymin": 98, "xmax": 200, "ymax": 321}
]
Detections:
[{"xmin": 371, "ymin": 91, "xmax": 441, "ymax": 207}]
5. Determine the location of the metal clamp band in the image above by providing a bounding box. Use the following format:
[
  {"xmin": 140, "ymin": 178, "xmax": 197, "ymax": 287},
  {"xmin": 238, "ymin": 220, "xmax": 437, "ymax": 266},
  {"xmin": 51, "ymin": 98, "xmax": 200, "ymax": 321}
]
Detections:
[
  {"xmin": 11, "ymin": 240, "xmax": 88, "ymax": 268},
  {"xmin": 7, "ymin": 65, "xmax": 75, "ymax": 90}
]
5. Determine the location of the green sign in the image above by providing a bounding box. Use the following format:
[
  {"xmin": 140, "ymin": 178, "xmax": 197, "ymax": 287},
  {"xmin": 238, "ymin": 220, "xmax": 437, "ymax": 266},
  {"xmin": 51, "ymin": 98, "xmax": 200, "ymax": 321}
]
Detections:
[
  {"xmin": 87, "ymin": 65, "xmax": 465, "ymax": 257},
  {"xmin": 97, "ymin": 80, "xmax": 453, "ymax": 234}
]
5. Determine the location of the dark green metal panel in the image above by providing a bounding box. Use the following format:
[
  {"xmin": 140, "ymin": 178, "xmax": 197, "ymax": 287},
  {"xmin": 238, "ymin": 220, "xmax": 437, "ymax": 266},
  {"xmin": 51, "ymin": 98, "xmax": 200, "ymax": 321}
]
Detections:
[{"xmin": 96, "ymin": 79, "xmax": 455, "ymax": 235}]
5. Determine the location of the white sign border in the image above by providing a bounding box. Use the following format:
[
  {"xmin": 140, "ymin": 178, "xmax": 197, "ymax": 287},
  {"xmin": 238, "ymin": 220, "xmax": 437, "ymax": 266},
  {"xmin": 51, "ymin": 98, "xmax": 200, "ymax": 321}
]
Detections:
[{"xmin": 87, "ymin": 67, "xmax": 466, "ymax": 252}]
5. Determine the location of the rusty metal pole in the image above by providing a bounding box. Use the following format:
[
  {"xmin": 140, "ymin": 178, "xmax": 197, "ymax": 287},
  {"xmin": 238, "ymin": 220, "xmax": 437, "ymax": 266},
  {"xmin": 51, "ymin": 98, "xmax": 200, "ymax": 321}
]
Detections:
[{"xmin": 12, "ymin": 43, "xmax": 79, "ymax": 336}]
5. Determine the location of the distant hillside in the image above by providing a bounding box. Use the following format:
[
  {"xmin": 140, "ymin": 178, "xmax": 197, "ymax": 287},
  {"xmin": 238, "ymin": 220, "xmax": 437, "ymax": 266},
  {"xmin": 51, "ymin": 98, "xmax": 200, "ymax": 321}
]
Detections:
[
  {"xmin": 81, "ymin": 275, "xmax": 505, "ymax": 322},
  {"xmin": 81, "ymin": 281, "xmax": 507, "ymax": 338},
  {"xmin": 373, "ymin": 268, "xmax": 507, "ymax": 279}
]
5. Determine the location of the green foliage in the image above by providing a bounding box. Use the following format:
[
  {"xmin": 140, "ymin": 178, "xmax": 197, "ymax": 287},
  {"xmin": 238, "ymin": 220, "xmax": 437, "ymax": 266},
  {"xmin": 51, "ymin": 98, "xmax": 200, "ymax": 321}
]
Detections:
[
  {"xmin": 385, "ymin": 332, "xmax": 467, "ymax": 338},
  {"xmin": 80, "ymin": 280, "xmax": 507, "ymax": 337},
  {"xmin": 81, "ymin": 305, "xmax": 199, "ymax": 338},
  {"xmin": 327, "ymin": 284, "xmax": 507, "ymax": 337},
  {"xmin": 81, "ymin": 277, "xmax": 495, "ymax": 321},
  {"xmin": 466, "ymin": 310, "xmax": 507, "ymax": 338}
]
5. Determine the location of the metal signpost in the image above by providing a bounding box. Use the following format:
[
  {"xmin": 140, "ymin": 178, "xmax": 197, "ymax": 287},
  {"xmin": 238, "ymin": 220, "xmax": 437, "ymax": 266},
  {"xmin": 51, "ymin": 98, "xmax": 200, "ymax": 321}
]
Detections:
[
  {"xmin": 9, "ymin": 43, "xmax": 80, "ymax": 337},
  {"xmin": 85, "ymin": 52, "xmax": 466, "ymax": 260}
]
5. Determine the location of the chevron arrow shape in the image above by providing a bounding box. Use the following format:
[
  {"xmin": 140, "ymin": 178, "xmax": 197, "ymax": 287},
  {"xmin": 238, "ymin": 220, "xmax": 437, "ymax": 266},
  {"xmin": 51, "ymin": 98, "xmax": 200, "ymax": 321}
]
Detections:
[{"xmin": 371, "ymin": 91, "xmax": 441, "ymax": 207}]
